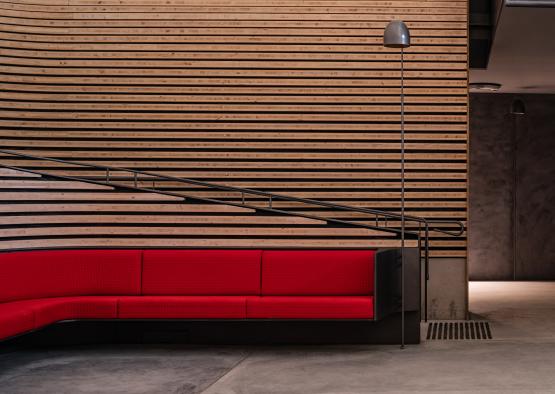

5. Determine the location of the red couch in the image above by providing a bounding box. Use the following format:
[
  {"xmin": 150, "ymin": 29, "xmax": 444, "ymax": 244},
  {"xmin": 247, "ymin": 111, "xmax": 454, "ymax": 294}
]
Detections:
[{"xmin": 0, "ymin": 248, "xmax": 413, "ymax": 342}]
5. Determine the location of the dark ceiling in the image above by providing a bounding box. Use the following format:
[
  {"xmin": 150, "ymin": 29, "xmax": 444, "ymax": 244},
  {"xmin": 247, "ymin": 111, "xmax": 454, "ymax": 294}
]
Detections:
[{"xmin": 470, "ymin": 0, "xmax": 555, "ymax": 93}]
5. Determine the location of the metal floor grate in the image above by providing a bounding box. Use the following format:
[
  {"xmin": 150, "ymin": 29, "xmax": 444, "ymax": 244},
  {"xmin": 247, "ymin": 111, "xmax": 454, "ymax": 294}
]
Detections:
[{"xmin": 426, "ymin": 321, "xmax": 492, "ymax": 340}]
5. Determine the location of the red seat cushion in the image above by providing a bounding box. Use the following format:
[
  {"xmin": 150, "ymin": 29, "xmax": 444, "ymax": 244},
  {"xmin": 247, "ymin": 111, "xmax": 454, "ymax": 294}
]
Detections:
[
  {"xmin": 142, "ymin": 250, "xmax": 262, "ymax": 295},
  {"xmin": 118, "ymin": 296, "xmax": 247, "ymax": 319},
  {"xmin": 0, "ymin": 250, "xmax": 142, "ymax": 303},
  {"xmin": 0, "ymin": 301, "xmax": 35, "ymax": 340},
  {"xmin": 246, "ymin": 296, "xmax": 374, "ymax": 319},
  {"xmin": 28, "ymin": 296, "xmax": 119, "ymax": 329},
  {"xmin": 261, "ymin": 250, "xmax": 375, "ymax": 296}
]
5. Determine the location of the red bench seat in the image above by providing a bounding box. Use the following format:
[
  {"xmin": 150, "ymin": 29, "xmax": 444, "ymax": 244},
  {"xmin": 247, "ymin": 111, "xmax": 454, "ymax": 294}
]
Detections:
[
  {"xmin": 246, "ymin": 296, "xmax": 374, "ymax": 319},
  {"xmin": 0, "ymin": 248, "xmax": 382, "ymax": 341},
  {"xmin": 118, "ymin": 296, "xmax": 248, "ymax": 319},
  {"xmin": 29, "ymin": 296, "xmax": 119, "ymax": 328}
]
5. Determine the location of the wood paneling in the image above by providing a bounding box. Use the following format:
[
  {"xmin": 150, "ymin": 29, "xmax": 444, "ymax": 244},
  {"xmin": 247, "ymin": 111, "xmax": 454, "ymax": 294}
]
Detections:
[{"xmin": 0, "ymin": 0, "xmax": 468, "ymax": 255}]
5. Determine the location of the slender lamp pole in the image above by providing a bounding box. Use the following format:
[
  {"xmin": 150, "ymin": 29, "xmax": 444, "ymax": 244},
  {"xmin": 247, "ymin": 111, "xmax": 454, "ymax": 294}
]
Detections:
[
  {"xmin": 510, "ymin": 98, "xmax": 525, "ymax": 281},
  {"xmin": 383, "ymin": 20, "xmax": 411, "ymax": 349}
]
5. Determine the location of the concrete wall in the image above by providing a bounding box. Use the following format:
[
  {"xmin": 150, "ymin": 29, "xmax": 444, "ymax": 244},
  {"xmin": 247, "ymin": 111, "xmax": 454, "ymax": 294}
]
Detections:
[
  {"xmin": 516, "ymin": 96, "xmax": 555, "ymax": 279},
  {"xmin": 422, "ymin": 258, "xmax": 467, "ymax": 320},
  {"xmin": 469, "ymin": 94, "xmax": 514, "ymax": 279},
  {"xmin": 469, "ymin": 93, "xmax": 555, "ymax": 280}
]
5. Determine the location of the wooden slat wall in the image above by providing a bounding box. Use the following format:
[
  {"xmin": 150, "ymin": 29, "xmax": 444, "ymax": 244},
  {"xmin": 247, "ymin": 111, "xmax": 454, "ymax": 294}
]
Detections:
[{"xmin": 0, "ymin": 0, "xmax": 468, "ymax": 255}]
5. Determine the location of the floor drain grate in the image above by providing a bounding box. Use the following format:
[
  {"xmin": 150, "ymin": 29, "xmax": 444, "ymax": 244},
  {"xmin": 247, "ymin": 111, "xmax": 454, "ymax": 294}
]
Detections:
[{"xmin": 426, "ymin": 321, "xmax": 492, "ymax": 340}]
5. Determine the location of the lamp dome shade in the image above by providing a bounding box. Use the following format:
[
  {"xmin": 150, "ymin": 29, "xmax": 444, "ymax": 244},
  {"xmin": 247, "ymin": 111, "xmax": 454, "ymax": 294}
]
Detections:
[
  {"xmin": 383, "ymin": 20, "xmax": 411, "ymax": 48},
  {"xmin": 511, "ymin": 99, "xmax": 526, "ymax": 115}
]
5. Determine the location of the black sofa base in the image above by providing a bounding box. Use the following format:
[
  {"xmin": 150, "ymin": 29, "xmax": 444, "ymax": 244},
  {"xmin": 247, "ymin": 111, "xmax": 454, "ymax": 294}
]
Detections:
[{"xmin": 1, "ymin": 312, "xmax": 420, "ymax": 351}]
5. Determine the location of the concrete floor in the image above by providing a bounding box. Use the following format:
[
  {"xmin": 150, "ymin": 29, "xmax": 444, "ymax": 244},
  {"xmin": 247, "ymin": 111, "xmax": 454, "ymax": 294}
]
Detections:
[{"xmin": 1, "ymin": 282, "xmax": 555, "ymax": 394}]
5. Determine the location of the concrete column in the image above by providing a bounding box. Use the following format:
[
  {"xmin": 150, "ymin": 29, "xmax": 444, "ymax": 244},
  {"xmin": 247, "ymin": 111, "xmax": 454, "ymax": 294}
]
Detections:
[{"xmin": 422, "ymin": 258, "xmax": 467, "ymax": 320}]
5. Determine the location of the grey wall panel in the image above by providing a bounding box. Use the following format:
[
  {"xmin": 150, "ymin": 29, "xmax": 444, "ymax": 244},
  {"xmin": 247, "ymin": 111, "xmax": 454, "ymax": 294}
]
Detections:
[
  {"xmin": 516, "ymin": 96, "xmax": 555, "ymax": 279},
  {"xmin": 469, "ymin": 93, "xmax": 555, "ymax": 280},
  {"xmin": 469, "ymin": 94, "xmax": 514, "ymax": 280}
]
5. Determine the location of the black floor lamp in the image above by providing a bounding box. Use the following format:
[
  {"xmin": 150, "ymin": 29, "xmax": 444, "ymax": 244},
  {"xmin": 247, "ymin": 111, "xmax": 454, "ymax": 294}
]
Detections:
[
  {"xmin": 383, "ymin": 20, "xmax": 411, "ymax": 348},
  {"xmin": 510, "ymin": 98, "xmax": 525, "ymax": 281}
]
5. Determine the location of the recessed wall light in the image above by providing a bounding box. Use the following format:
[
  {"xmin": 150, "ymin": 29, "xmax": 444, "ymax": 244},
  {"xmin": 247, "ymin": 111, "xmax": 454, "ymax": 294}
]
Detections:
[{"xmin": 469, "ymin": 82, "xmax": 502, "ymax": 91}]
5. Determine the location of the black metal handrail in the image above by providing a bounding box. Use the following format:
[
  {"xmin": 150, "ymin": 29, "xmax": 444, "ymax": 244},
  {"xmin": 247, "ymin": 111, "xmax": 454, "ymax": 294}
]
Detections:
[
  {"xmin": 0, "ymin": 148, "xmax": 465, "ymax": 321},
  {"xmin": 0, "ymin": 150, "xmax": 414, "ymax": 237},
  {"xmin": 0, "ymin": 149, "xmax": 464, "ymax": 236}
]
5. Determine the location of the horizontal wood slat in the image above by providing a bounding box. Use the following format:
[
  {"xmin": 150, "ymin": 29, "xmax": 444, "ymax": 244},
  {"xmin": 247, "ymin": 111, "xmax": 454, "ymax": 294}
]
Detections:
[
  {"xmin": 3, "ymin": 170, "xmax": 467, "ymax": 180},
  {"xmin": 0, "ymin": 191, "xmax": 184, "ymax": 201},
  {"xmin": 0, "ymin": 201, "xmax": 255, "ymax": 213},
  {"xmin": 0, "ymin": 159, "xmax": 469, "ymax": 170},
  {"xmin": 0, "ymin": 167, "xmax": 41, "ymax": 177},
  {"xmin": 0, "ymin": 93, "xmax": 469, "ymax": 104},
  {"xmin": 0, "ymin": 179, "xmax": 113, "ymax": 189},
  {"xmin": 0, "ymin": 0, "xmax": 468, "ymax": 255},
  {"xmin": 1, "ymin": 214, "xmax": 326, "ymax": 225},
  {"xmin": 1, "ymin": 150, "xmax": 468, "ymax": 160},
  {"xmin": 0, "ymin": 238, "xmax": 420, "ymax": 251}
]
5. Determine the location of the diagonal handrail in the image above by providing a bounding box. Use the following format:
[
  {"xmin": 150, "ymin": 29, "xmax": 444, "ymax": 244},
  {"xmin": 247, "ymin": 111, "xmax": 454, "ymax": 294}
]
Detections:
[
  {"xmin": 0, "ymin": 148, "xmax": 465, "ymax": 322},
  {"xmin": 0, "ymin": 149, "xmax": 464, "ymax": 237},
  {"xmin": 0, "ymin": 149, "xmax": 415, "ymax": 238}
]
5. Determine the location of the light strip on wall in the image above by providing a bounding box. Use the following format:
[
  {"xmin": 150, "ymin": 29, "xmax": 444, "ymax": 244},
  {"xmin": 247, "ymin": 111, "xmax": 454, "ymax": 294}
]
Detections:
[{"xmin": 506, "ymin": 0, "xmax": 555, "ymax": 7}]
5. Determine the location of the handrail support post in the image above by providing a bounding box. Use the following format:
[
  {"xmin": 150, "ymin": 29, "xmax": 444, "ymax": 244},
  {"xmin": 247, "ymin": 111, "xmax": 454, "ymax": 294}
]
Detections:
[{"xmin": 424, "ymin": 223, "xmax": 430, "ymax": 323}]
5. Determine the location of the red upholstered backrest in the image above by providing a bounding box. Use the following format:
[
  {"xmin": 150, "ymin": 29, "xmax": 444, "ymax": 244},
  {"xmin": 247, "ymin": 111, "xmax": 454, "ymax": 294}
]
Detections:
[
  {"xmin": 142, "ymin": 249, "xmax": 262, "ymax": 295},
  {"xmin": 261, "ymin": 250, "xmax": 375, "ymax": 295},
  {"xmin": 0, "ymin": 249, "xmax": 142, "ymax": 303},
  {"xmin": 0, "ymin": 249, "xmax": 375, "ymax": 301}
]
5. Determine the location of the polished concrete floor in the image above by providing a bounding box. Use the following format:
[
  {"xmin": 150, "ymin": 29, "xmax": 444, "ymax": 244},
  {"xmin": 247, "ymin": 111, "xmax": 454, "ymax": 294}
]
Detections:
[{"xmin": 1, "ymin": 282, "xmax": 555, "ymax": 394}]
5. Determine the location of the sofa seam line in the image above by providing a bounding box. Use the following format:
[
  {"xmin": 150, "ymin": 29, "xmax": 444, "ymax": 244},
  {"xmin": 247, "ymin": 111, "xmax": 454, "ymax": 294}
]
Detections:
[
  {"xmin": 259, "ymin": 250, "xmax": 264, "ymax": 297},
  {"xmin": 139, "ymin": 249, "xmax": 144, "ymax": 296}
]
